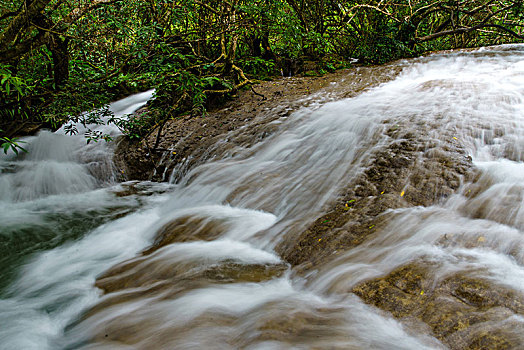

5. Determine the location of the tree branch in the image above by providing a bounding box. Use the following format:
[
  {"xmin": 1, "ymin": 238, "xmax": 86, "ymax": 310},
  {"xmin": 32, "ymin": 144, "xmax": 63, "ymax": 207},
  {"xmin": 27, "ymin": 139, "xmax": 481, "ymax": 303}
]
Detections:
[
  {"xmin": 61, "ymin": 0, "xmax": 117, "ymax": 24},
  {"xmin": 0, "ymin": 31, "xmax": 51, "ymax": 63},
  {"xmin": 0, "ymin": 0, "xmax": 55, "ymax": 47},
  {"xmin": 414, "ymin": 22, "xmax": 524, "ymax": 43}
]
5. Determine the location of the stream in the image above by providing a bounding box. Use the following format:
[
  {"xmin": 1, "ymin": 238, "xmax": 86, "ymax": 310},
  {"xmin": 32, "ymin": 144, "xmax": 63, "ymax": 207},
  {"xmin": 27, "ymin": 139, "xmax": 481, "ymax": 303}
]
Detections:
[{"xmin": 1, "ymin": 45, "xmax": 523, "ymax": 349}]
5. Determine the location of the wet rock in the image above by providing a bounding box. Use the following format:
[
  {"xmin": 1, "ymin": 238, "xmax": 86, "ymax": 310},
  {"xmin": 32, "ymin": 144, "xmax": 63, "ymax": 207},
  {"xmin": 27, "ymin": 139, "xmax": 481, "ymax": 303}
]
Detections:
[
  {"xmin": 444, "ymin": 275, "xmax": 524, "ymax": 313},
  {"xmin": 278, "ymin": 121, "xmax": 475, "ymax": 267},
  {"xmin": 81, "ymin": 291, "xmax": 346, "ymax": 350},
  {"xmin": 142, "ymin": 216, "xmax": 227, "ymax": 255},
  {"xmin": 84, "ymin": 258, "xmax": 289, "ymax": 350},
  {"xmin": 96, "ymin": 212, "xmax": 287, "ymax": 293},
  {"xmin": 202, "ymin": 261, "xmax": 288, "ymax": 283},
  {"xmin": 351, "ymin": 263, "xmax": 524, "ymax": 349},
  {"xmin": 453, "ymin": 328, "xmax": 516, "ymax": 350},
  {"xmin": 96, "ymin": 259, "xmax": 288, "ymax": 294},
  {"xmin": 255, "ymin": 308, "xmax": 344, "ymax": 344},
  {"xmin": 353, "ymin": 279, "xmax": 425, "ymax": 316}
]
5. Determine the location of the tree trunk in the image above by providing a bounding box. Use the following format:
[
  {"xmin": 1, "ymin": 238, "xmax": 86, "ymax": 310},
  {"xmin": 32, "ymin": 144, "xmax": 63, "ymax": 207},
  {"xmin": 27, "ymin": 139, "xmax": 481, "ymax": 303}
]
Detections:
[{"xmin": 50, "ymin": 36, "xmax": 69, "ymax": 88}]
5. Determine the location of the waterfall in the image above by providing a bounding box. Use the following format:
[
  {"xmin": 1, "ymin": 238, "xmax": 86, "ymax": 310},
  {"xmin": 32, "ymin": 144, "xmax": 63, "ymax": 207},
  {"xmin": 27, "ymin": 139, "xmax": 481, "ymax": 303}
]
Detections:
[{"xmin": 1, "ymin": 45, "xmax": 523, "ymax": 349}]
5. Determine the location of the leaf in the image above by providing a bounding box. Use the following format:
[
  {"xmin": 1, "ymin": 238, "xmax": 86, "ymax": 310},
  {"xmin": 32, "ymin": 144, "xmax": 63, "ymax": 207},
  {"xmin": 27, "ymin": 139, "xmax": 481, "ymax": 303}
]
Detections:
[{"xmin": 10, "ymin": 144, "xmax": 19, "ymax": 155}]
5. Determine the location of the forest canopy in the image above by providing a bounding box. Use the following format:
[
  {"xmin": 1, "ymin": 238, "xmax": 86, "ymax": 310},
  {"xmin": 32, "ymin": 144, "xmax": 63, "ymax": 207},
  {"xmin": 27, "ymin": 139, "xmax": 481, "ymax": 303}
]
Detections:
[{"xmin": 1, "ymin": 0, "xmax": 523, "ymax": 148}]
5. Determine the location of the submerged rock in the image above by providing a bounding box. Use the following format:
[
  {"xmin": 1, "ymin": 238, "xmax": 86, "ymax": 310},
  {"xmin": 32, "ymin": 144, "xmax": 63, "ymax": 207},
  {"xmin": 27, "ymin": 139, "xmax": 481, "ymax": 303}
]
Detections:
[{"xmin": 142, "ymin": 215, "xmax": 228, "ymax": 254}]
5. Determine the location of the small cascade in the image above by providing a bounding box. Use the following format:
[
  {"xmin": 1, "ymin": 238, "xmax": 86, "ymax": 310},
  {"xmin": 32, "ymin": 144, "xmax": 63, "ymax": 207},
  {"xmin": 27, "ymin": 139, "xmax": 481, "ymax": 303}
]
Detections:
[
  {"xmin": 0, "ymin": 90, "xmax": 153, "ymax": 202},
  {"xmin": 0, "ymin": 90, "xmax": 157, "ymax": 324}
]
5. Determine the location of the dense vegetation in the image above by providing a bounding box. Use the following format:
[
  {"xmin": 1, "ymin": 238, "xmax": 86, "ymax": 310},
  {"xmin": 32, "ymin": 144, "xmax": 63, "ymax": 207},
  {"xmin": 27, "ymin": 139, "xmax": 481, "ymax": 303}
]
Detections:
[{"xmin": 1, "ymin": 0, "xmax": 523, "ymax": 151}]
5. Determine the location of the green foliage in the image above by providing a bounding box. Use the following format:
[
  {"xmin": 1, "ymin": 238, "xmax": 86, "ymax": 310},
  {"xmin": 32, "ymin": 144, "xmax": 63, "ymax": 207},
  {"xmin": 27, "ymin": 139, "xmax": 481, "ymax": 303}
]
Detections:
[
  {"xmin": 302, "ymin": 31, "xmax": 334, "ymax": 60},
  {"xmin": 1, "ymin": 66, "xmax": 27, "ymax": 98},
  {"xmin": 239, "ymin": 58, "xmax": 276, "ymax": 78},
  {"xmin": 0, "ymin": 0, "xmax": 522, "ymax": 144},
  {"xmin": 358, "ymin": 19, "xmax": 415, "ymax": 64},
  {"xmin": 0, "ymin": 129, "xmax": 26, "ymax": 155},
  {"xmin": 0, "ymin": 64, "xmax": 31, "ymax": 121},
  {"xmin": 110, "ymin": 111, "xmax": 153, "ymax": 140},
  {"xmin": 269, "ymin": 5, "xmax": 303, "ymax": 58}
]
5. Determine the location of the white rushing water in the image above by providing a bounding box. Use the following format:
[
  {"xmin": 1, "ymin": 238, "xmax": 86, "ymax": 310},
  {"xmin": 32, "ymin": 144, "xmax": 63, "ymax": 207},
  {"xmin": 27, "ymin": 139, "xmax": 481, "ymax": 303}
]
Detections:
[
  {"xmin": 0, "ymin": 90, "xmax": 159, "ymax": 347},
  {"xmin": 1, "ymin": 45, "xmax": 524, "ymax": 349},
  {"xmin": 0, "ymin": 90, "xmax": 154, "ymax": 202}
]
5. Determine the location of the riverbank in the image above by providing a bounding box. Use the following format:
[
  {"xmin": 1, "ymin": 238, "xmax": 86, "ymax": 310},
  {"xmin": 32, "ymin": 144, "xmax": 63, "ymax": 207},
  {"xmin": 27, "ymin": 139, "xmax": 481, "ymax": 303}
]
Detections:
[{"xmin": 114, "ymin": 63, "xmax": 403, "ymax": 182}]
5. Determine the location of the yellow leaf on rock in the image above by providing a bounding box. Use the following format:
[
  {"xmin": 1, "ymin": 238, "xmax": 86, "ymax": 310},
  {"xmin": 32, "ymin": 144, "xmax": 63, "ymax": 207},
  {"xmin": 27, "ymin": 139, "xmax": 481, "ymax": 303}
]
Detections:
[{"xmin": 400, "ymin": 191, "xmax": 405, "ymax": 197}]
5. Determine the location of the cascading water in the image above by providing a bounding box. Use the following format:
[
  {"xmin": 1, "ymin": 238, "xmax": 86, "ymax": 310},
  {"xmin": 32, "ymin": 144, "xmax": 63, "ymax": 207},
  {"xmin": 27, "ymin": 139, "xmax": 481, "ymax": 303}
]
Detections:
[
  {"xmin": 0, "ymin": 90, "xmax": 154, "ymax": 201},
  {"xmin": 1, "ymin": 45, "xmax": 523, "ymax": 349},
  {"xmin": 0, "ymin": 90, "xmax": 157, "ymax": 346}
]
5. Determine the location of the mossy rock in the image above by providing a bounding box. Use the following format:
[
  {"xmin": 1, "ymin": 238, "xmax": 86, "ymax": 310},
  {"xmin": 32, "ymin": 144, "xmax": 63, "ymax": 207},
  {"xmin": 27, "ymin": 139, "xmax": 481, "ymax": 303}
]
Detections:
[{"xmin": 352, "ymin": 263, "xmax": 524, "ymax": 349}]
